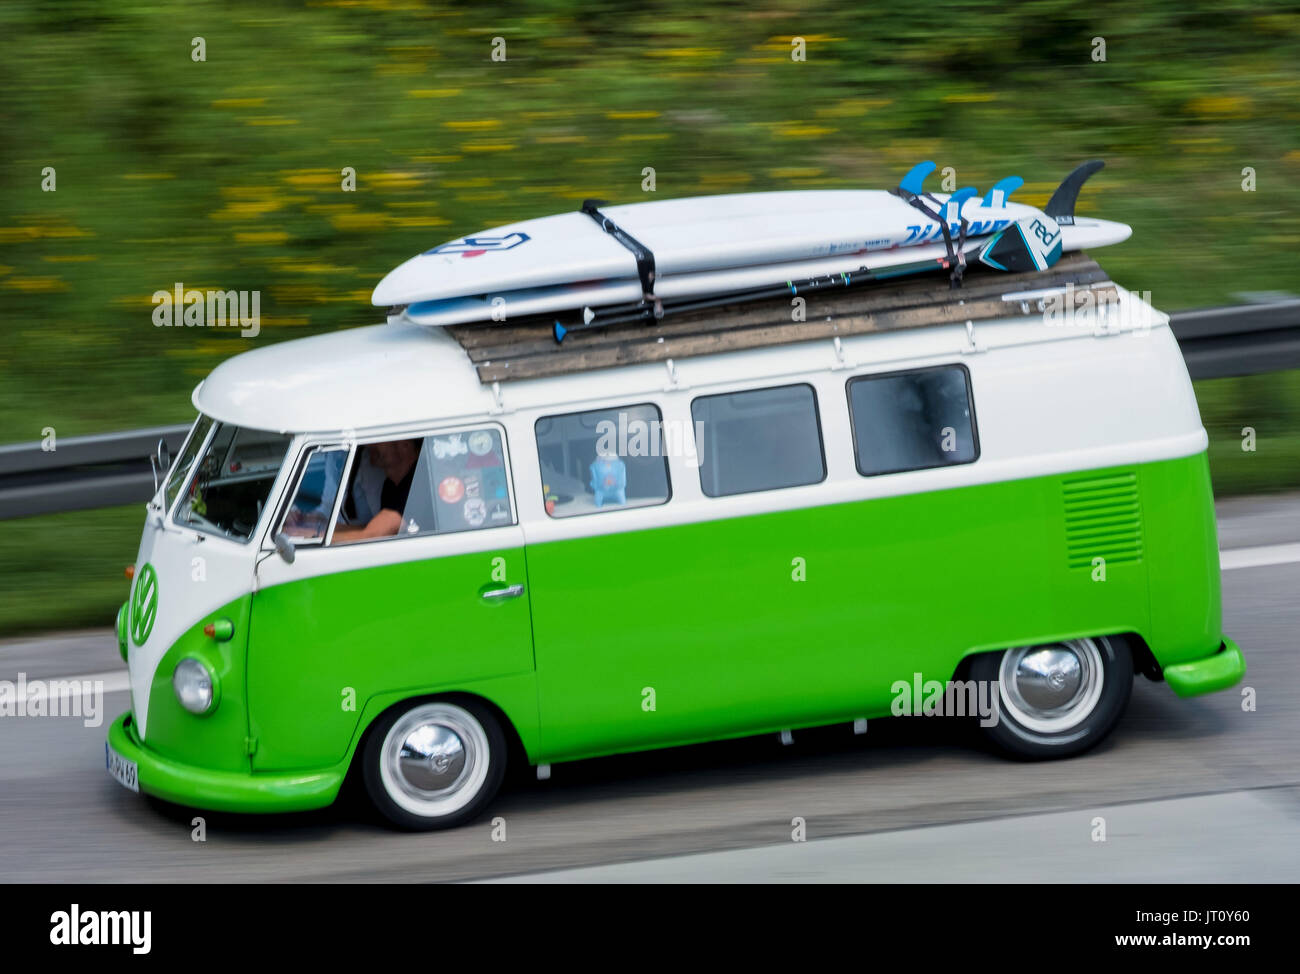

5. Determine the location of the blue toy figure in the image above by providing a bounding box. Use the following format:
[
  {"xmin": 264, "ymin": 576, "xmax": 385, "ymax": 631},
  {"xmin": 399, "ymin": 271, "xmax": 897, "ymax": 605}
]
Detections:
[{"xmin": 589, "ymin": 449, "xmax": 627, "ymax": 507}]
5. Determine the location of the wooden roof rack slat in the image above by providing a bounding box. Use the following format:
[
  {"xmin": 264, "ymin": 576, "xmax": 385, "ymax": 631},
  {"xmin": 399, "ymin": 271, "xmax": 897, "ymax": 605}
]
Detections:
[{"xmin": 443, "ymin": 252, "xmax": 1112, "ymax": 384}]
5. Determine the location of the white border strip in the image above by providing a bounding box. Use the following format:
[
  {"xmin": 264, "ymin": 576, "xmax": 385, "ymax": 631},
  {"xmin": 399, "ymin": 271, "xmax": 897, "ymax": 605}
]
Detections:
[
  {"xmin": 1221, "ymin": 542, "xmax": 1300, "ymax": 572},
  {"xmin": 13, "ymin": 670, "xmax": 131, "ymax": 706}
]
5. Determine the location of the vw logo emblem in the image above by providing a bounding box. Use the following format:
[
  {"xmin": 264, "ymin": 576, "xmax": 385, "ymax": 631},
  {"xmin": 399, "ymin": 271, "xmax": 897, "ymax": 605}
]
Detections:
[{"xmin": 130, "ymin": 562, "xmax": 159, "ymax": 646}]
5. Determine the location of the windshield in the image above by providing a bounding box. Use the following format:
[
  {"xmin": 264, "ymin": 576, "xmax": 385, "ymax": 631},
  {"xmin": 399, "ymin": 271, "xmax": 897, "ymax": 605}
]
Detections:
[
  {"xmin": 164, "ymin": 414, "xmax": 214, "ymax": 512},
  {"xmin": 173, "ymin": 421, "xmax": 292, "ymax": 541}
]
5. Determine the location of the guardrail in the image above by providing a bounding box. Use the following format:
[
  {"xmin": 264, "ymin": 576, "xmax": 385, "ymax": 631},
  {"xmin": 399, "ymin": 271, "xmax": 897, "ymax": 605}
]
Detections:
[
  {"xmin": 0, "ymin": 424, "xmax": 191, "ymax": 520},
  {"xmin": 1172, "ymin": 300, "xmax": 1300, "ymax": 380},
  {"xmin": 1, "ymin": 300, "xmax": 1299, "ymax": 520}
]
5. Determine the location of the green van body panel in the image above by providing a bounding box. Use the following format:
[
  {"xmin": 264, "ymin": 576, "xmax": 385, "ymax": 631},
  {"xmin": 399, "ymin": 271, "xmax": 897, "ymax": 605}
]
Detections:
[
  {"xmin": 1140, "ymin": 452, "xmax": 1224, "ymax": 664},
  {"xmin": 526, "ymin": 456, "xmax": 1219, "ymax": 762},
  {"xmin": 246, "ymin": 545, "xmax": 536, "ymax": 770},
  {"xmin": 143, "ymin": 594, "xmax": 254, "ymax": 774},
  {"xmin": 112, "ymin": 450, "xmax": 1239, "ymax": 812}
]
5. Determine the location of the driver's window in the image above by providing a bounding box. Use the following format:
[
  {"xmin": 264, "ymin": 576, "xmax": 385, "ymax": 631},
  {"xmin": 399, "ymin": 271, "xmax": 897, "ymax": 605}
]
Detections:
[{"xmin": 278, "ymin": 446, "xmax": 348, "ymax": 545}]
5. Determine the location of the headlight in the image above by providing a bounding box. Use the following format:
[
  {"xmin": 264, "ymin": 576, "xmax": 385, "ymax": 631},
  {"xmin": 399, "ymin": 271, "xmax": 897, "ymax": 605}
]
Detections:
[{"xmin": 172, "ymin": 658, "xmax": 218, "ymax": 715}]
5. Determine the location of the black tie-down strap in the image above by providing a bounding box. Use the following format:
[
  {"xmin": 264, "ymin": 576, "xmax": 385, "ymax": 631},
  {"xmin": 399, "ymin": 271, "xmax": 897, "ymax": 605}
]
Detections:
[
  {"xmin": 581, "ymin": 199, "xmax": 662, "ymax": 316},
  {"xmin": 888, "ymin": 187, "xmax": 969, "ymax": 288}
]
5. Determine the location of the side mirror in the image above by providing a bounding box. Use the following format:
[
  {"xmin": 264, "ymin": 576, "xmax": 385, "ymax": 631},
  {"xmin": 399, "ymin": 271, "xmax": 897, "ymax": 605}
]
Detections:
[
  {"xmin": 273, "ymin": 532, "xmax": 296, "ymax": 564},
  {"xmin": 150, "ymin": 437, "xmax": 172, "ymax": 493}
]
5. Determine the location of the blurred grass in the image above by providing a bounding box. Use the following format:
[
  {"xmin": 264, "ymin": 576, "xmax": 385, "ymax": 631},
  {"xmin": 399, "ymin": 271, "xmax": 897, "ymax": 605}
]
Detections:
[
  {"xmin": 1199, "ymin": 370, "xmax": 1300, "ymax": 495},
  {"xmin": 0, "ymin": 506, "xmax": 141, "ymax": 637},
  {"xmin": 1, "ymin": 0, "xmax": 1299, "ymax": 634}
]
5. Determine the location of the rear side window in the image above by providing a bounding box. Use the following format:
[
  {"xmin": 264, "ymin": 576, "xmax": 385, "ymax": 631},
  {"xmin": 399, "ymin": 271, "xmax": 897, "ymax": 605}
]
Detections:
[
  {"xmin": 846, "ymin": 365, "xmax": 978, "ymax": 477},
  {"xmin": 534, "ymin": 403, "xmax": 671, "ymax": 518},
  {"xmin": 691, "ymin": 384, "xmax": 825, "ymax": 497}
]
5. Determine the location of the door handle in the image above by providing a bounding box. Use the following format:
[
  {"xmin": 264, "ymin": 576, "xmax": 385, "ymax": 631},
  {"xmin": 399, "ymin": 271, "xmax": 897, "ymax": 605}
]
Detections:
[{"xmin": 482, "ymin": 584, "xmax": 524, "ymax": 600}]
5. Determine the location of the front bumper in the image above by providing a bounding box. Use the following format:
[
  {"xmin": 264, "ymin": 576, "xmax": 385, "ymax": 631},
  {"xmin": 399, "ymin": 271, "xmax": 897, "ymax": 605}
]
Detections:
[
  {"xmin": 1163, "ymin": 637, "xmax": 1246, "ymax": 698},
  {"xmin": 107, "ymin": 711, "xmax": 346, "ymax": 813}
]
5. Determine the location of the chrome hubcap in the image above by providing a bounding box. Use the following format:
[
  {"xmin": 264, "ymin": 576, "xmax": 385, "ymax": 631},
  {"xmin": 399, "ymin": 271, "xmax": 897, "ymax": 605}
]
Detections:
[
  {"xmin": 397, "ymin": 723, "xmax": 467, "ymax": 791},
  {"xmin": 379, "ymin": 703, "xmax": 488, "ymax": 817},
  {"xmin": 998, "ymin": 639, "xmax": 1104, "ymax": 733}
]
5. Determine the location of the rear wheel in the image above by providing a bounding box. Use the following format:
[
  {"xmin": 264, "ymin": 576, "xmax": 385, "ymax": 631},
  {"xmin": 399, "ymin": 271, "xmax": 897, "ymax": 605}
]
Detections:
[
  {"xmin": 971, "ymin": 636, "xmax": 1132, "ymax": 759},
  {"xmin": 362, "ymin": 698, "xmax": 506, "ymax": 830}
]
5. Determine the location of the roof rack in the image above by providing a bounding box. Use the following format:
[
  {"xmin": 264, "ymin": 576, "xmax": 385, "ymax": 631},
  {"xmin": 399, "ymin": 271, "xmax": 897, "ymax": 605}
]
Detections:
[{"xmin": 446, "ymin": 252, "xmax": 1115, "ymax": 384}]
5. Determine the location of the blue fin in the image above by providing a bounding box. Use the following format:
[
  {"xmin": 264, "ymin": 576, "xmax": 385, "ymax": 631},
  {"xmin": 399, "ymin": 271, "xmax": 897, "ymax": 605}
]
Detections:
[
  {"xmin": 553, "ymin": 320, "xmax": 567, "ymax": 344},
  {"xmin": 944, "ymin": 187, "xmax": 978, "ymax": 224},
  {"xmin": 949, "ymin": 186, "xmax": 978, "ymax": 207},
  {"xmin": 899, "ymin": 161, "xmax": 937, "ymax": 195},
  {"xmin": 980, "ymin": 175, "xmax": 1024, "ymax": 208}
]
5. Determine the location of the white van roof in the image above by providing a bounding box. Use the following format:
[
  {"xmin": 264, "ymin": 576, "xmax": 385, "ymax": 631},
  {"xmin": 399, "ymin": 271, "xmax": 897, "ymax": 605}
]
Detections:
[
  {"xmin": 194, "ymin": 260, "xmax": 1165, "ymax": 435},
  {"xmin": 194, "ymin": 324, "xmax": 490, "ymax": 433}
]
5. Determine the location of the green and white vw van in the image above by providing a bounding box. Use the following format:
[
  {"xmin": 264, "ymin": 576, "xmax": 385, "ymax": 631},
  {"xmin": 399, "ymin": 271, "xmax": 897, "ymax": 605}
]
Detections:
[{"xmin": 107, "ymin": 286, "xmax": 1245, "ymax": 829}]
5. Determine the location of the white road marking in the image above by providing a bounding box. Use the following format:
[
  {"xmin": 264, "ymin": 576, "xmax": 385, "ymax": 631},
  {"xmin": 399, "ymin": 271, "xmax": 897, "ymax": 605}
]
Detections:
[
  {"xmin": 1221, "ymin": 542, "xmax": 1300, "ymax": 572},
  {"xmin": 12, "ymin": 670, "xmax": 130, "ymax": 706}
]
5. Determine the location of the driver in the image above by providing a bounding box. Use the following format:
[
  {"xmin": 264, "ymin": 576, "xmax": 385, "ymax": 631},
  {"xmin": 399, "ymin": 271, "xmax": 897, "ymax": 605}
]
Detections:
[{"xmin": 331, "ymin": 438, "xmax": 421, "ymax": 544}]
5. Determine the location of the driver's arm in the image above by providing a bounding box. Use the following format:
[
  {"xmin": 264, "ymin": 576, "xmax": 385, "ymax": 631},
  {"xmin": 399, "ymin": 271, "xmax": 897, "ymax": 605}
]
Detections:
[{"xmin": 331, "ymin": 508, "xmax": 402, "ymax": 543}]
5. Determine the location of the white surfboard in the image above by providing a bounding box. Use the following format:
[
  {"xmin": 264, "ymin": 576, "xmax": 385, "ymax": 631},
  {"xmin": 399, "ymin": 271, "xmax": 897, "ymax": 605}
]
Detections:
[
  {"xmin": 373, "ymin": 162, "xmax": 1128, "ymax": 329},
  {"xmin": 373, "ymin": 190, "xmax": 1053, "ymax": 307},
  {"xmin": 394, "ymin": 215, "xmax": 1131, "ymax": 328}
]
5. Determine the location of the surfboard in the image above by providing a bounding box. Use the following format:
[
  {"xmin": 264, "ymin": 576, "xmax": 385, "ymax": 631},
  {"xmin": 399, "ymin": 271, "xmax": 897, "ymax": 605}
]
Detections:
[
  {"xmin": 396, "ymin": 216, "xmax": 1131, "ymax": 328},
  {"xmin": 374, "ymin": 190, "xmax": 1036, "ymax": 307},
  {"xmin": 373, "ymin": 161, "xmax": 1128, "ymax": 331}
]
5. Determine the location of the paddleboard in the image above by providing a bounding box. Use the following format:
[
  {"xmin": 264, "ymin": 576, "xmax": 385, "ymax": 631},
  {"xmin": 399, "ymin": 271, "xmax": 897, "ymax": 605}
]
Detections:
[
  {"xmin": 373, "ymin": 191, "xmax": 1051, "ymax": 307},
  {"xmin": 373, "ymin": 160, "xmax": 1128, "ymax": 330},
  {"xmin": 397, "ymin": 216, "xmax": 1130, "ymax": 327}
]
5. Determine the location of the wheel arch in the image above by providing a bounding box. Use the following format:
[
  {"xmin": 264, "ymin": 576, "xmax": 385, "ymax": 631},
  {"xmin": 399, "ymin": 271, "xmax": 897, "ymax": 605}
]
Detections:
[
  {"xmin": 951, "ymin": 630, "xmax": 1151, "ymax": 683},
  {"xmin": 341, "ymin": 687, "xmax": 534, "ymax": 795}
]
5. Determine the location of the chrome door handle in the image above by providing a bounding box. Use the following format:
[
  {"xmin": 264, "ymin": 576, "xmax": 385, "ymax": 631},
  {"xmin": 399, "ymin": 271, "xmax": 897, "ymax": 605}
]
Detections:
[{"xmin": 482, "ymin": 584, "xmax": 524, "ymax": 600}]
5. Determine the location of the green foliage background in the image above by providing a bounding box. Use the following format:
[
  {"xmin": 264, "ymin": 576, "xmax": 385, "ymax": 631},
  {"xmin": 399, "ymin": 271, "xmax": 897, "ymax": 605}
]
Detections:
[{"xmin": 1, "ymin": 0, "xmax": 1298, "ymax": 633}]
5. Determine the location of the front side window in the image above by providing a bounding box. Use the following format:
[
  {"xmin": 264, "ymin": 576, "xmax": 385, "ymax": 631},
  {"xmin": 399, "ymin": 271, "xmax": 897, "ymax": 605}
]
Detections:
[
  {"xmin": 164, "ymin": 414, "xmax": 214, "ymax": 512},
  {"xmin": 846, "ymin": 365, "xmax": 978, "ymax": 476},
  {"xmin": 280, "ymin": 426, "xmax": 517, "ymax": 547},
  {"xmin": 691, "ymin": 384, "xmax": 825, "ymax": 497},
  {"xmin": 534, "ymin": 404, "xmax": 671, "ymax": 518},
  {"xmin": 277, "ymin": 446, "xmax": 349, "ymax": 545},
  {"xmin": 173, "ymin": 423, "xmax": 293, "ymax": 541}
]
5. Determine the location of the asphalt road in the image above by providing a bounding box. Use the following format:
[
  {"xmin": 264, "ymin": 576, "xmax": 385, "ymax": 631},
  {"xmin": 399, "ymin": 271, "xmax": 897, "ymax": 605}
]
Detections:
[{"xmin": 1, "ymin": 495, "xmax": 1297, "ymax": 883}]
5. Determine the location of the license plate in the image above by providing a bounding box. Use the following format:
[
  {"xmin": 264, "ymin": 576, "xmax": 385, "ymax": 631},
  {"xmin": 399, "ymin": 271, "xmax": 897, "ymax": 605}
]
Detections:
[{"xmin": 106, "ymin": 742, "xmax": 139, "ymax": 793}]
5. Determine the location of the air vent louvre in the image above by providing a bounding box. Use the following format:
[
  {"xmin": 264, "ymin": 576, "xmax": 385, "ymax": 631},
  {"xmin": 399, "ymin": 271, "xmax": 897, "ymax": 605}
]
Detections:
[{"xmin": 1062, "ymin": 471, "xmax": 1142, "ymax": 569}]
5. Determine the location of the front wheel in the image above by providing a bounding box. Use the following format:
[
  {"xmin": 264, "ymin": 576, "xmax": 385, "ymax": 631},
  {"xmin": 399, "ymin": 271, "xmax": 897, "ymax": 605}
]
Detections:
[
  {"xmin": 970, "ymin": 636, "xmax": 1132, "ymax": 759},
  {"xmin": 362, "ymin": 698, "xmax": 506, "ymax": 830}
]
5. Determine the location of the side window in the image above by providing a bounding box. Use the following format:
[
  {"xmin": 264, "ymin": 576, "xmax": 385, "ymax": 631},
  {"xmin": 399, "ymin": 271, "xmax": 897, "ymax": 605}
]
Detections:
[
  {"xmin": 846, "ymin": 365, "xmax": 978, "ymax": 477},
  {"xmin": 278, "ymin": 446, "xmax": 349, "ymax": 545},
  {"xmin": 400, "ymin": 427, "xmax": 516, "ymax": 535},
  {"xmin": 691, "ymin": 384, "xmax": 825, "ymax": 497},
  {"xmin": 534, "ymin": 403, "xmax": 671, "ymax": 518}
]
